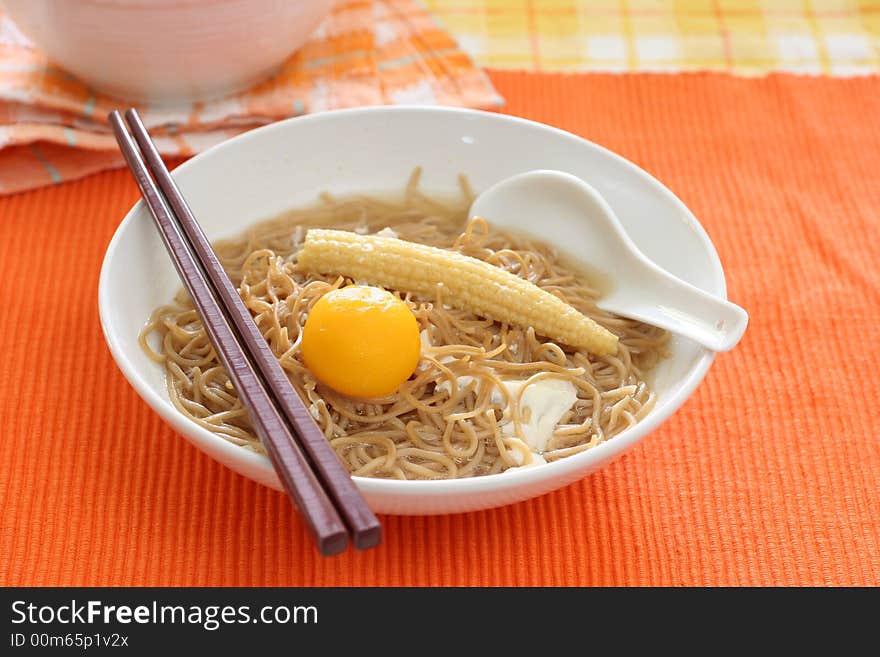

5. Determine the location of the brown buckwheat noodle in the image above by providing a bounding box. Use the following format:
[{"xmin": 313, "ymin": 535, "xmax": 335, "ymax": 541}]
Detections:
[{"xmin": 140, "ymin": 170, "xmax": 669, "ymax": 480}]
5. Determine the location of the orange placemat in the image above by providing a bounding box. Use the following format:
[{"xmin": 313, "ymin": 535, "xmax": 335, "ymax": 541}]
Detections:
[{"xmin": 1, "ymin": 71, "xmax": 878, "ymax": 586}]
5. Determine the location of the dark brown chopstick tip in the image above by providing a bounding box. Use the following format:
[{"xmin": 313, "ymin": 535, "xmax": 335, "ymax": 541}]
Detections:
[
  {"xmin": 320, "ymin": 530, "xmax": 351, "ymax": 557},
  {"xmin": 353, "ymin": 523, "xmax": 383, "ymax": 551}
]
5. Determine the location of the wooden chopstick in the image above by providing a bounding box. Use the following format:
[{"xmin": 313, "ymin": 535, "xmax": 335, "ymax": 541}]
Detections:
[
  {"xmin": 109, "ymin": 109, "xmax": 381, "ymax": 555},
  {"xmin": 121, "ymin": 109, "xmax": 381, "ymax": 550}
]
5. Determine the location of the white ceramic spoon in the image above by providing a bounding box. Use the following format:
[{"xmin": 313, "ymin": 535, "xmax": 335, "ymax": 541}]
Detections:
[{"xmin": 469, "ymin": 170, "xmax": 748, "ymax": 352}]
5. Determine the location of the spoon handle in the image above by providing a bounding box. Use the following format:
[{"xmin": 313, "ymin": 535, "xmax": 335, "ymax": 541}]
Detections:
[{"xmin": 604, "ymin": 259, "xmax": 748, "ymax": 352}]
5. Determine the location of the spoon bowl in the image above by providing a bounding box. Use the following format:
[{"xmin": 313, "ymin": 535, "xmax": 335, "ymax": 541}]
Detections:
[{"xmin": 469, "ymin": 170, "xmax": 748, "ymax": 352}]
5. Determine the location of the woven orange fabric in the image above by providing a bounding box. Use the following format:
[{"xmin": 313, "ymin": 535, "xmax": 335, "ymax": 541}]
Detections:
[{"xmin": 1, "ymin": 72, "xmax": 879, "ymax": 586}]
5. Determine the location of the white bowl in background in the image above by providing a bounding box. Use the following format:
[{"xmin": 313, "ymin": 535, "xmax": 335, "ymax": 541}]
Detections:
[
  {"xmin": 3, "ymin": 0, "xmax": 334, "ymax": 103},
  {"xmin": 99, "ymin": 106, "xmax": 728, "ymax": 515}
]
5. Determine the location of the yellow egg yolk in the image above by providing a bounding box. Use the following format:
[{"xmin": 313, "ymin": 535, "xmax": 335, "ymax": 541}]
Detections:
[{"xmin": 301, "ymin": 285, "xmax": 421, "ymax": 398}]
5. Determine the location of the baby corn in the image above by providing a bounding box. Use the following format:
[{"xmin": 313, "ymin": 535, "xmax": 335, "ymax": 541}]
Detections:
[{"xmin": 298, "ymin": 229, "xmax": 618, "ymax": 356}]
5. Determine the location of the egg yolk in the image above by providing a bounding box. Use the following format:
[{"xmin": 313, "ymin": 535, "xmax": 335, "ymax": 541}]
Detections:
[{"xmin": 301, "ymin": 285, "xmax": 421, "ymax": 398}]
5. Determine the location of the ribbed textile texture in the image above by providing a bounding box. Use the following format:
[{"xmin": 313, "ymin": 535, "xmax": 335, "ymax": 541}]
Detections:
[{"xmin": 1, "ymin": 72, "xmax": 878, "ymax": 586}]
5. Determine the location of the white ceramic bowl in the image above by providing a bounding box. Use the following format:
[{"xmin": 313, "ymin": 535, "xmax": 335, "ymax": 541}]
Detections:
[
  {"xmin": 99, "ymin": 106, "xmax": 726, "ymax": 515},
  {"xmin": 3, "ymin": 0, "xmax": 333, "ymax": 103}
]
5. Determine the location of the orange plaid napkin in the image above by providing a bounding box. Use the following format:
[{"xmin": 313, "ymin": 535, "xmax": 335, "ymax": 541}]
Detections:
[{"xmin": 0, "ymin": 0, "xmax": 502, "ymax": 195}]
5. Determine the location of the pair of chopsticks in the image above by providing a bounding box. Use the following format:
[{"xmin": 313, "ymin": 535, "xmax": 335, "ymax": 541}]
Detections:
[{"xmin": 109, "ymin": 108, "xmax": 381, "ymax": 556}]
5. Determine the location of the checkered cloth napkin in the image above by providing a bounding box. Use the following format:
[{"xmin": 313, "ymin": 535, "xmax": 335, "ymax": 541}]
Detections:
[
  {"xmin": 0, "ymin": 0, "xmax": 502, "ymax": 195},
  {"xmin": 424, "ymin": 0, "xmax": 880, "ymax": 75}
]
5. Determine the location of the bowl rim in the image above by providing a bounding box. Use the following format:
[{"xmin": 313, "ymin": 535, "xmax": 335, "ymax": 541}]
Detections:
[{"xmin": 98, "ymin": 105, "xmax": 723, "ymax": 498}]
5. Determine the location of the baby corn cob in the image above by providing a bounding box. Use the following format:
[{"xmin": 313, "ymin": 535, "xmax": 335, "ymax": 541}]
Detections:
[{"xmin": 298, "ymin": 229, "xmax": 618, "ymax": 356}]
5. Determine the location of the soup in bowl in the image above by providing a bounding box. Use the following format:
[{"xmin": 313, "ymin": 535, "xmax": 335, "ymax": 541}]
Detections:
[{"xmin": 99, "ymin": 107, "xmax": 727, "ymax": 514}]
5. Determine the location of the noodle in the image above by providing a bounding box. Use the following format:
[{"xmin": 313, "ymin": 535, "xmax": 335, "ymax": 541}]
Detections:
[{"xmin": 141, "ymin": 171, "xmax": 669, "ymax": 479}]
